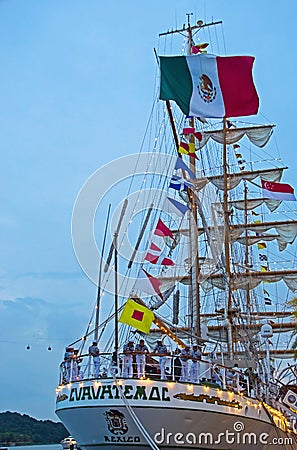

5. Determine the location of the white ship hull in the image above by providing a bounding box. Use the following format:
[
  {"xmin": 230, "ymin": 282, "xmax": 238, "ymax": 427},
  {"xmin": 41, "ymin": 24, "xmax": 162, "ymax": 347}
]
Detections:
[{"xmin": 55, "ymin": 378, "xmax": 295, "ymax": 449}]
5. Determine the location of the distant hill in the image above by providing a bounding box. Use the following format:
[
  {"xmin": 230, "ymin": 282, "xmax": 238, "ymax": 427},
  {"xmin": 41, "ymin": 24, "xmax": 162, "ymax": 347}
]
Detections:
[{"xmin": 0, "ymin": 411, "xmax": 68, "ymax": 445}]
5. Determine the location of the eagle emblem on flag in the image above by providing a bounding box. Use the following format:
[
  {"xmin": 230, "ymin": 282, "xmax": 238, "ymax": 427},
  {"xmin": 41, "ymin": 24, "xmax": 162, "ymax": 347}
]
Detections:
[
  {"xmin": 198, "ymin": 74, "xmax": 217, "ymax": 103},
  {"xmin": 104, "ymin": 409, "xmax": 129, "ymax": 435}
]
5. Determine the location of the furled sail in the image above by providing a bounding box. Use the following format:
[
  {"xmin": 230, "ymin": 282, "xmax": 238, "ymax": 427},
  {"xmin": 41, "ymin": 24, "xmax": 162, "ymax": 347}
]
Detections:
[
  {"xmin": 160, "ymin": 269, "xmax": 297, "ymax": 292},
  {"xmin": 235, "ymin": 234, "xmax": 279, "ymax": 246},
  {"xmin": 230, "ymin": 198, "xmax": 264, "ymax": 210},
  {"xmin": 207, "ymin": 322, "xmax": 296, "ymax": 342},
  {"xmin": 180, "ymin": 220, "xmax": 297, "ymax": 252},
  {"xmin": 201, "ymin": 167, "xmax": 284, "ymax": 191},
  {"xmin": 229, "ymin": 198, "xmax": 281, "ymax": 212},
  {"xmin": 193, "ymin": 124, "xmax": 275, "ymax": 150},
  {"xmin": 231, "ymin": 220, "xmax": 297, "ymax": 251},
  {"xmin": 197, "ymin": 270, "xmax": 297, "ymax": 292}
]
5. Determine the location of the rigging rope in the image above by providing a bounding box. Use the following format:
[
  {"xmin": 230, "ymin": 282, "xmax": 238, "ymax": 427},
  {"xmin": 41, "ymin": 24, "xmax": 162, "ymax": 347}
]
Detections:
[{"xmin": 112, "ymin": 375, "xmax": 160, "ymax": 450}]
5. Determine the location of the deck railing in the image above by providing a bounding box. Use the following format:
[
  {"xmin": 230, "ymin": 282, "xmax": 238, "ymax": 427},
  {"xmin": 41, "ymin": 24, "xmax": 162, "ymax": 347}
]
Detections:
[{"xmin": 58, "ymin": 351, "xmax": 275, "ymax": 401}]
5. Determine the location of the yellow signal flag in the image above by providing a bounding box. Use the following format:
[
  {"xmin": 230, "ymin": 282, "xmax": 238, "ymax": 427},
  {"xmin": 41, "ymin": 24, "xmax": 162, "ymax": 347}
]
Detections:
[
  {"xmin": 188, "ymin": 142, "xmax": 196, "ymax": 154},
  {"xmin": 178, "ymin": 142, "xmax": 196, "ymax": 157},
  {"xmin": 257, "ymin": 242, "xmax": 267, "ymax": 250},
  {"xmin": 119, "ymin": 298, "xmax": 154, "ymax": 334}
]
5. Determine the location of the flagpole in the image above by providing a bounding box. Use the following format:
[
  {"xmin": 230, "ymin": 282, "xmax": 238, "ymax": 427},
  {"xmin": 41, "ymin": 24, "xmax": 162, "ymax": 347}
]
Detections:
[
  {"xmin": 244, "ymin": 182, "xmax": 252, "ymax": 324},
  {"xmin": 128, "ymin": 204, "xmax": 154, "ymax": 269},
  {"xmin": 101, "ymin": 199, "xmax": 128, "ymax": 368},
  {"xmin": 94, "ymin": 204, "xmax": 111, "ymax": 343},
  {"xmin": 114, "ymin": 229, "xmax": 119, "ymax": 365},
  {"xmin": 223, "ymin": 117, "xmax": 234, "ymax": 359},
  {"xmin": 187, "ymin": 19, "xmax": 201, "ymax": 340},
  {"xmin": 104, "ymin": 199, "xmax": 128, "ymax": 273},
  {"xmin": 160, "ymin": 16, "xmax": 222, "ymax": 341}
]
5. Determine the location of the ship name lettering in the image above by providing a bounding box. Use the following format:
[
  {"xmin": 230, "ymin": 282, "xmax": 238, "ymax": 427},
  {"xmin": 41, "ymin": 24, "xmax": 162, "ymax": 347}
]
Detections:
[
  {"xmin": 148, "ymin": 386, "xmax": 170, "ymax": 402},
  {"xmin": 161, "ymin": 387, "xmax": 170, "ymax": 402},
  {"xmin": 104, "ymin": 436, "xmax": 141, "ymax": 443},
  {"xmin": 100, "ymin": 385, "xmax": 113, "ymax": 399},
  {"xmin": 149, "ymin": 386, "xmax": 160, "ymax": 401},
  {"xmin": 81, "ymin": 386, "xmax": 92, "ymax": 400},
  {"xmin": 133, "ymin": 386, "xmax": 147, "ymax": 400},
  {"xmin": 69, "ymin": 385, "xmax": 170, "ymax": 402},
  {"xmin": 70, "ymin": 387, "xmax": 82, "ymax": 401},
  {"xmin": 123, "ymin": 385, "xmax": 133, "ymax": 399},
  {"xmin": 91, "ymin": 385, "xmax": 101, "ymax": 399},
  {"xmin": 112, "ymin": 385, "xmax": 120, "ymax": 399}
]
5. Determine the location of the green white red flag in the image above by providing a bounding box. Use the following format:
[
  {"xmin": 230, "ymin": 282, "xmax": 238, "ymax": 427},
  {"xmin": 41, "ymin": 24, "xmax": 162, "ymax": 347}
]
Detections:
[{"xmin": 160, "ymin": 54, "xmax": 259, "ymax": 118}]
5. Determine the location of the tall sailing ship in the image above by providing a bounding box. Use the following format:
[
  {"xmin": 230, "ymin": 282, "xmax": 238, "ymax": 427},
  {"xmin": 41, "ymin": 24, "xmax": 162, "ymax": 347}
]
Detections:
[{"xmin": 55, "ymin": 15, "xmax": 297, "ymax": 449}]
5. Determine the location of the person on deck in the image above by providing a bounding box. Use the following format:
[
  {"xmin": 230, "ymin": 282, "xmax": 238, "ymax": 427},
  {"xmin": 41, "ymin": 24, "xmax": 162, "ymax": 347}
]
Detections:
[
  {"xmin": 212, "ymin": 366, "xmax": 222, "ymax": 388},
  {"xmin": 189, "ymin": 344, "xmax": 202, "ymax": 383},
  {"xmin": 201, "ymin": 352, "xmax": 213, "ymax": 382},
  {"xmin": 64, "ymin": 346, "xmax": 74, "ymax": 382},
  {"xmin": 122, "ymin": 340, "xmax": 135, "ymax": 378},
  {"xmin": 89, "ymin": 341, "xmax": 100, "ymax": 378},
  {"xmin": 232, "ymin": 363, "xmax": 242, "ymax": 392},
  {"xmin": 76, "ymin": 365, "xmax": 84, "ymax": 380},
  {"xmin": 244, "ymin": 366, "xmax": 258, "ymax": 396},
  {"xmin": 71, "ymin": 349, "xmax": 81, "ymax": 380},
  {"xmin": 153, "ymin": 340, "xmax": 168, "ymax": 380},
  {"xmin": 180, "ymin": 345, "xmax": 192, "ymax": 382},
  {"xmin": 135, "ymin": 339, "xmax": 149, "ymax": 378},
  {"xmin": 173, "ymin": 348, "xmax": 182, "ymax": 382}
]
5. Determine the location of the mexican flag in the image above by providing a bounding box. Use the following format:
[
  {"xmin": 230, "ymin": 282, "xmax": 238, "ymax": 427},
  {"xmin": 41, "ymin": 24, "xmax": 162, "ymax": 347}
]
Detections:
[{"xmin": 159, "ymin": 54, "xmax": 259, "ymax": 118}]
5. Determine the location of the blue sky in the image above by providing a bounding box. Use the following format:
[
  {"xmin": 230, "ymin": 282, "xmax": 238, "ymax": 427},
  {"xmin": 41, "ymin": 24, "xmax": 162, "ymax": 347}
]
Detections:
[{"xmin": 0, "ymin": 0, "xmax": 296, "ymax": 421}]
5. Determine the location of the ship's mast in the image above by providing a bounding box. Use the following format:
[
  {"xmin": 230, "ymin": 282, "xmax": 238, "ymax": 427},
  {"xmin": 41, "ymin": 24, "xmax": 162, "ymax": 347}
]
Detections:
[
  {"xmin": 159, "ymin": 17, "xmax": 222, "ymax": 37},
  {"xmin": 104, "ymin": 199, "xmax": 128, "ymax": 365},
  {"xmin": 160, "ymin": 15, "xmax": 222, "ymax": 341},
  {"xmin": 164, "ymin": 99, "xmax": 200, "ymax": 336},
  {"xmin": 186, "ymin": 16, "xmax": 200, "ymax": 339},
  {"xmin": 222, "ymin": 118, "xmax": 234, "ymax": 359},
  {"xmin": 94, "ymin": 204, "xmax": 111, "ymax": 342},
  {"xmin": 244, "ymin": 182, "xmax": 252, "ymax": 325}
]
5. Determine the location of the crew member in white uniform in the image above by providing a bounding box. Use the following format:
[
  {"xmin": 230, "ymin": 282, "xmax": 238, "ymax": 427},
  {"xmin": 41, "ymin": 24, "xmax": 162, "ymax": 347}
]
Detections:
[
  {"xmin": 190, "ymin": 344, "xmax": 201, "ymax": 383},
  {"xmin": 180, "ymin": 345, "xmax": 191, "ymax": 382},
  {"xmin": 135, "ymin": 339, "xmax": 149, "ymax": 378},
  {"xmin": 122, "ymin": 340, "xmax": 135, "ymax": 378},
  {"xmin": 89, "ymin": 341, "xmax": 100, "ymax": 377},
  {"xmin": 64, "ymin": 347, "xmax": 74, "ymax": 382},
  {"xmin": 153, "ymin": 340, "xmax": 168, "ymax": 380},
  {"xmin": 232, "ymin": 363, "xmax": 242, "ymax": 392}
]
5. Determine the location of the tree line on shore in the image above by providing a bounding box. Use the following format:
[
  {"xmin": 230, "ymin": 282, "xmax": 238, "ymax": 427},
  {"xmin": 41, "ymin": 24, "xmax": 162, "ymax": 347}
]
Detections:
[{"xmin": 0, "ymin": 411, "xmax": 68, "ymax": 445}]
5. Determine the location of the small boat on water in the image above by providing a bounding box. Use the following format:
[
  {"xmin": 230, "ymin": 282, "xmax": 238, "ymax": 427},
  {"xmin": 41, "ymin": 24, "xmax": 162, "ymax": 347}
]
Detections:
[{"xmin": 60, "ymin": 436, "xmax": 77, "ymax": 449}]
